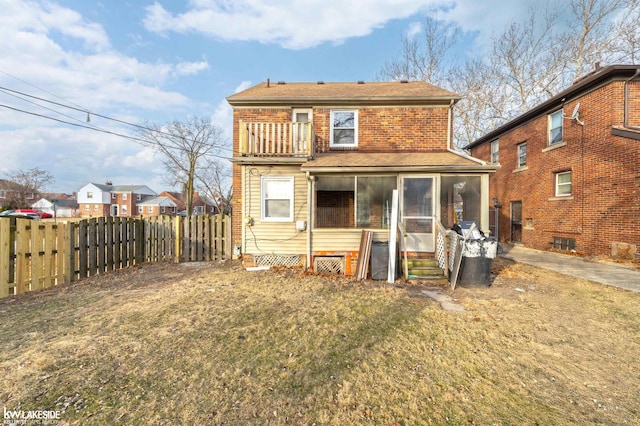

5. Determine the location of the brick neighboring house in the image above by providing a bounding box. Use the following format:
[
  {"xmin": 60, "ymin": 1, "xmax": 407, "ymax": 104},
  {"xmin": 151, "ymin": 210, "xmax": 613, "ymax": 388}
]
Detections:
[
  {"xmin": 466, "ymin": 64, "xmax": 640, "ymax": 259},
  {"xmin": 159, "ymin": 191, "xmax": 219, "ymax": 215},
  {"xmin": 77, "ymin": 183, "xmax": 156, "ymax": 217},
  {"xmin": 0, "ymin": 178, "xmax": 38, "ymax": 209},
  {"xmin": 136, "ymin": 196, "xmax": 178, "ymax": 216},
  {"xmin": 227, "ymin": 80, "xmax": 498, "ymax": 273}
]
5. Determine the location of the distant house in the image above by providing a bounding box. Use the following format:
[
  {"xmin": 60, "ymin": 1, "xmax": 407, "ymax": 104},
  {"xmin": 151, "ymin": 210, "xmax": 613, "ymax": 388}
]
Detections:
[
  {"xmin": 159, "ymin": 191, "xmax": 219, "ymax": 215},
  {"xmin": 466, "ymin": 64, "xmax": 640, "ymax": 258},
  {"xmin": 77, "ymin": 182, "xmax": 157, "ymax": 217},
  {"xmin": 31, "ymin": 198, "xmax": 79, "ymax": 218},
  {"xmin": 135, "ymin": 196, "xmax": 178, "ymax": 216},
  {"xmin": 0, "ymin": 178, "xmax": 38, "ymax": 209}
]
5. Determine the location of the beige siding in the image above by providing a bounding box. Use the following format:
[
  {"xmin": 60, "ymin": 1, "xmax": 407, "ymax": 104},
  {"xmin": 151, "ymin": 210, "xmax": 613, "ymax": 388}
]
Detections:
[
  {"xmin": 312, "ymin": 229, "xmax": 388, "ymax": 252},
  {"xmin": 242, "ymin": 165, "xmax": 307, "ymax": 255}
]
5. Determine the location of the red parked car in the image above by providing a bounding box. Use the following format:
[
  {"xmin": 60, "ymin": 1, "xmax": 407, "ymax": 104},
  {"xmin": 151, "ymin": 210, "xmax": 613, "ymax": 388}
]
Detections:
[{"xmin": 15, "ymin": 209, "xmax": 53, "ymax": 218}]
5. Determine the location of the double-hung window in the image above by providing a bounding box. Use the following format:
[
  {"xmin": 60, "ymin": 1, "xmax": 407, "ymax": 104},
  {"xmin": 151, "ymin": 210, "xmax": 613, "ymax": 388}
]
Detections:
[
  {"xmin": 549, "ymin": 110, "xmax": 563, "ymax": 145},
  {"xmin": 261, "ymin": 177, "xmax": 294, "ymax": 221},
  {"xmin": 517, "ymin": 142, "xmax": 527, "ymax": 168},
  {"xmin": 490, "ymin": 140, "xmax": 499, "ymax": 163},
  {"xmin": 330, "ymin": 110, "xmax": 357, "ymax": 147},
  {"xmin": 555, "ymin": 171, "xmax": 572, "ymax": 196}
]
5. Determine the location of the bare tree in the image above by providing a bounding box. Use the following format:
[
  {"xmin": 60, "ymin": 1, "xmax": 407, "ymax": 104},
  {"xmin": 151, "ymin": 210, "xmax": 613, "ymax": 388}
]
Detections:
[
  {"xmin": 196, "ymin": 160, "xmax": 233, "ymax": 215},
  {"xmin": 139, "ymin": 116, "xmax": 226, "ymax": 216},
  {"xmin": 379, "ymin": 0, "xmax": 640, "ymax": 149},
  {"xmin": 4, "ymin": 167, "xmax": 54, "ymax": 208},
  {"xmin": 377, "ymin": 16, "xmax": 459, "ymax": 85}
]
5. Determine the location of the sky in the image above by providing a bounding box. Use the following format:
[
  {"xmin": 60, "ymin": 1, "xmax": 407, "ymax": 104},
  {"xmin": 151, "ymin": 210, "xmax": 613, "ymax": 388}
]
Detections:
[{"xmin": 0, "ymin": 0, "xmax": 542, "ymax": 194}]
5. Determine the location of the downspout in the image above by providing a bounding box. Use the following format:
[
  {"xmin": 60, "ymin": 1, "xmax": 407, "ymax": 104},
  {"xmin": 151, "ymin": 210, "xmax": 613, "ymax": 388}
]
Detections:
[
  {"xmin": 624, "ymin": 68, "xmax": 640, "ymax": 130},
  {"xmin": 306, "ymin": 171, "xmax": 313, "ymax": 271}
]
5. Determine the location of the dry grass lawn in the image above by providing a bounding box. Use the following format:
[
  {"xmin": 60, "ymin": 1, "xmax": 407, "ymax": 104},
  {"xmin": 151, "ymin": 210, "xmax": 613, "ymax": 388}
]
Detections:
[{"xmin": 0, "ymin": 258, "xmax": 639, "ymax": 425}]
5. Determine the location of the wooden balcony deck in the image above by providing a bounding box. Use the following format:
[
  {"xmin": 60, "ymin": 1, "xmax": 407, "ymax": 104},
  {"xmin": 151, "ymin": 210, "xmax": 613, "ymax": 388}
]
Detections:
[{"xmin": 239, "ymin": 121, "xmax": 314, "ymax": 157}]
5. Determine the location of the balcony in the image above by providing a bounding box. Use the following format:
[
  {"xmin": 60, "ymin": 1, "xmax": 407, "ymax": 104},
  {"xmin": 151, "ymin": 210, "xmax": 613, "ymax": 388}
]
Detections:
[{"xmin": 239, "ymin": 121, "xmax": 314, "ymax": 157}]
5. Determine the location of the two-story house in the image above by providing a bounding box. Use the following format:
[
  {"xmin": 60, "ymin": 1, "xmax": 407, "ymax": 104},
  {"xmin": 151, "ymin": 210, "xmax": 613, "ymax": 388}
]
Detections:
[
  {"xmin": 228, "ymin": 80, "xmax": 498, "ymax": 275},
  {"xmin": 466, "ymin": 64, "xmax": 640, "ymax": 259},
  {"xmin": 0, "ymin": 178, "xmax": 38, "ymax": 209},
  {"xmin": 77, "ymin": 183, "xmax": 156, "ymax": 217}
]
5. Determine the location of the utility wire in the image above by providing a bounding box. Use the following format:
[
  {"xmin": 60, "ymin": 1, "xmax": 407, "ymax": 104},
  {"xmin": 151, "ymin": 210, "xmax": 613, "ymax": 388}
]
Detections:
[
  {"xmin": 0, "ymin": 84, "xmax": 234, "ymax": 153},
  {"xmin": 0, "ymin": 103, "xmax": 234, "ymax": 160}
]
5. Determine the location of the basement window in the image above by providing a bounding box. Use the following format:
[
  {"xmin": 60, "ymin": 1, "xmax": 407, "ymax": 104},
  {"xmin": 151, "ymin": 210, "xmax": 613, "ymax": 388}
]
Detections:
[{"xmin": 553, "ymin": 237, "xmax": 576, "ymax": 251}]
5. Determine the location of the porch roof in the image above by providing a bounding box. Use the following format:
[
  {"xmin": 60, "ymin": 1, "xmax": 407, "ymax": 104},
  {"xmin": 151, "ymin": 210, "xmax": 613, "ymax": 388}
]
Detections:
[{"xmin": 300, "ymin": 151, "xmax": 499, "ymax": 173}]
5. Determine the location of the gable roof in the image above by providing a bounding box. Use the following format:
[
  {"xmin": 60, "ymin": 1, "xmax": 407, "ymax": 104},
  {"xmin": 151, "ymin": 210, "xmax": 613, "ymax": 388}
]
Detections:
[
  {"xmin": 136, "ymin": 196, "xmax": 177, "ymax": 207},
  {"xmin": 227, "ymin": 80, "xmax": 460, "ymax": 107},
  {"xmin": 466, "ymin": 64, "xmax": 640, "ymax": 149}
]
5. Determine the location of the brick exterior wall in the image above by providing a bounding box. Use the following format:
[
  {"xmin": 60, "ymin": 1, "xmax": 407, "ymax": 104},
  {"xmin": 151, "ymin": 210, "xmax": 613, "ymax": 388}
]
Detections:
[
  {"xmin": 470, "ymin": 80, "xmax": 640, "ymax": 257},
  {"xmin": 231, "ymin": 105, "xmax": 451, "ymax": 249}
]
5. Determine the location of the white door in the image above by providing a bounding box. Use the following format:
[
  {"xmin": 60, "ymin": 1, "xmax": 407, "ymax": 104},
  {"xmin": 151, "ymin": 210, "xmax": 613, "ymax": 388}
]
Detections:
[
  {"xmin": 401, "ymin": 176, "xmax": 435, "ymax": 252},
  {"xmin": 292, "ymin": 108, "xmax": 312, "ymax": 154}
]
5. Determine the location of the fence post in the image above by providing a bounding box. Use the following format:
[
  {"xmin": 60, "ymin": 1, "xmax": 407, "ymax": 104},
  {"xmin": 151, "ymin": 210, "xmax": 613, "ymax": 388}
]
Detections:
[
  {"xmin": 136, "ymin": 218, "xmax": 145, "ymax": 265},
  {"xmin": 0, "ymin": 219, "xmax": 10, "ymax": 297},
  {"xmin": 174, "ymin": 216, "xmax": 181, "ymax": 263}
]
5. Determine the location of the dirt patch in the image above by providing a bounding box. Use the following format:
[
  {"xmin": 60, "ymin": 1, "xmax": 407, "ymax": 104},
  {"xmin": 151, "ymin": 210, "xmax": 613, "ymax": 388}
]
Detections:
[{"xmin": 0, "ymin": 258, "xmax": 638, "ymax": 425}]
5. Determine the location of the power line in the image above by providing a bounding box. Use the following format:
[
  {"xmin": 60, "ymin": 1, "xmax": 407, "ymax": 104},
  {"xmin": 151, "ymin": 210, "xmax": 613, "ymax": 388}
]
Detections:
[
  {"xmin": 0, "ymin": 84, "xmax": 233, "ymax": 153},
  {"xmin": 0, "ymin": 103, "xmax": 234, "ymax": 160}
]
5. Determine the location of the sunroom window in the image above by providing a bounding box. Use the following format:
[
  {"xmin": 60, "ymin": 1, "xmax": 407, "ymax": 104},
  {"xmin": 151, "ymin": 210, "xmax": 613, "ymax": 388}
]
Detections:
[{"xmin": 315, "ymin": 176, "xmax": 395, "ymax": 228}]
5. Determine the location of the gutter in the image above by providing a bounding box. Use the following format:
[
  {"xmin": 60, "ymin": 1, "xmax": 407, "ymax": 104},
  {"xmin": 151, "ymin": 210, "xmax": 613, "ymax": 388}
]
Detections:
[{"xmin": 306, "ymin": 171, "xmax": 313, "ymax": 271}]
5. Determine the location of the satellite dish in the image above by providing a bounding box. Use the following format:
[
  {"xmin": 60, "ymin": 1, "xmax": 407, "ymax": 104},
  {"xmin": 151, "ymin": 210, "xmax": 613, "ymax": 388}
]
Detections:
[{"xmin": 571, "ymin": 103, "xmax": 581, "ymax": 119}]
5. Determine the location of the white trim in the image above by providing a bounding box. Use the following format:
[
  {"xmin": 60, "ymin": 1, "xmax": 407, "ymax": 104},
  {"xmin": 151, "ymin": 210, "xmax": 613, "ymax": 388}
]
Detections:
[
  {"xmin": 329, "ymin": 110, "xmax": 358, "ymax": 147},
  {"xmin": 261, "ymin": 176, "xmax": 294, "ymax": 222},
  {"xmin": 555, "ymin": 170, "xmax": 572, "ymax": 196}
]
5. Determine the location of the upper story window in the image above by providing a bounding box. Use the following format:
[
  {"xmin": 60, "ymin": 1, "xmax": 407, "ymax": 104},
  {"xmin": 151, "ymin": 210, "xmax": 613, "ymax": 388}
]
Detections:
[
  {"xmin": 137, "ymin": 194, "xmax": 142, "ymax": 201},
  {"xmin": 112, "ymin": 193, "xmax": 117, "ymax": 199},
  {"xmin": 555, "ymin": 171, "xmax": 572, "ymax": 196},
  {"xmin": 261, "ymin": 177, "xmax": 294, "ymax": 221},
  {"xmin": 122, "ymin": 193, "xmax": 128, "ymax": 201},
  {"xmin": 549, "ymin": 110, "xmax": 563, "ymax": 145},
  {"xmin": 87, "ymin": 191, "xmax": 93, "ymax": 199},
  {"xmin": 517, "ymin": 142, "xmax": 527, "ymax": 168},
  {"xmin": 330, "ymin": 110, "xmax": 358, "ymax": 148},
  {"xmin": 0, "ymin": 190, "xmax": 5, "ymax": 198},
  {"xmin": 490, "ymin": 139, "xmax": 499, "ymax": 163}
]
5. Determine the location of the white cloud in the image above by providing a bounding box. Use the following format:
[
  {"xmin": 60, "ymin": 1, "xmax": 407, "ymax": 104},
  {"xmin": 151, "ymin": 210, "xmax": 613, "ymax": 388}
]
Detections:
[
  {"xmin": 174, "ymin": 59, "xmax": 210, "ymax": 77},
  {"xmin": 406, "ymin": 22, "xmax": 423, "ymax": 39},
  {"xmin": 143, "ymin": 0, "xmax": 440, "ymax": 49}
]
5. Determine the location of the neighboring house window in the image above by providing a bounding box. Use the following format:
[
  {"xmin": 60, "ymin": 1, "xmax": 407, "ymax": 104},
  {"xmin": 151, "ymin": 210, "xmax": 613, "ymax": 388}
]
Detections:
[
  {"xmin": 121, "ymin": 205, "xmax": 127, "ymax": 215},
  {"xmin": 490, "ymin": 140, "xmax": 499, "ymax": 163},
  {"xmin": 161, "ymin": 206, "xmax": 166, "ymax": 214},
  {"xmin": 87, "ymin": 192, "xmax": 93, "ymax": 199},
  {"xmin": 261, "ymin": 177, "xmax": 294, "ymax": 221},
  {"xmin": 112, "ymin": 193, "xmax": 116, "ymax": 200},
  {"xmin": 137, "ymin": 194, "xmax": 141, "ymax": 201},
  {"xmin": 27, "ymin": 193, "xmax": 35, "ymax": 199},
  {"xmin": 122, "ymin": 193, "xmax": 128, "ymax": 200},
  {"xmin": 0, "ymin": 190, "xmax": 5, "ymax": 198},
  {"xmin": 555, "ymin": 171, "xmax": 572, "ymax": 196},
  {"xmin": 330, "ymin": 110, "xmax": 358, "ymax": 147},
  {"xmin": 84, "ymin": 205, "xmax": 89, "ymax": 211},
  {"xmin": 148, "ymin": 206, "xmax": 153, "ymax": 213},
  {"xmin": 93, "ymin": 205, "xmax": 98, "ymax": 211},
  {"xmin": 549, "ymin": 110, "xmax": 563, "ymax": 145},
  {"xmin": 517, "ymin": 143, "xmax": 527, "ymax": 168},
  {"xmin": 138, "ymin": 206, "xmax": 143, "ymax": 214},
  {"xmin": 171, "ymin": 207, "xmax": 176, "ymax": 213}
]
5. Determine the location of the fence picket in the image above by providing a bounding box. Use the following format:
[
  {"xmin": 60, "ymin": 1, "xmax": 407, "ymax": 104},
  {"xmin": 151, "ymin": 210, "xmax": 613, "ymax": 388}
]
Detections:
[{"xmin": 0, "ymin": 215, "xmax": 231, "ymax": 299}]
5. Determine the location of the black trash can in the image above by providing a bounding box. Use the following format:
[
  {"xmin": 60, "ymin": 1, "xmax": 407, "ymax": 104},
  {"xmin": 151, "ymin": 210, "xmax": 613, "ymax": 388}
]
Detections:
[
  {"xmin": 370, "ymin": 241, "xmax": 389, "ymax": 280},
  {"xmin": 458, "ymin": 239, "xmax": 497, "ymax": 287}
]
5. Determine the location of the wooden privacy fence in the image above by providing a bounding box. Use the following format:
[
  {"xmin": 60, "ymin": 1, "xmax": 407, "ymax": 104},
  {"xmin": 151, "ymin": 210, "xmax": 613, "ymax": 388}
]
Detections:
[{"xmin": 0, "ymin": 215, "xmax": 231, "ymax": 299}]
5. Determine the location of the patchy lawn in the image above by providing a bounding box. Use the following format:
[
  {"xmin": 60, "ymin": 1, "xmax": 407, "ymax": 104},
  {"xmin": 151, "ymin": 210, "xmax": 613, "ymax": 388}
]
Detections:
[{"xmin": 0, "ymin": 258, "xmax": 638, "ymax": 425}]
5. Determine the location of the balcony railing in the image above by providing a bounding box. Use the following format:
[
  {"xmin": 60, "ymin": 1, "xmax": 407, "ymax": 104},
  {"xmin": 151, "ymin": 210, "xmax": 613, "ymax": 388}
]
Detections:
[{"xmin": 239, "ymin": 121, "xmax": 314, "ymax": 157}]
